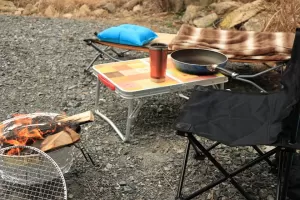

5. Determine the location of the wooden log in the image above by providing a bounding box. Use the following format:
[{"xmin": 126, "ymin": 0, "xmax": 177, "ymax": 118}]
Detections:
[
  {"xmin": 58, "ymin": 111, "xmax": 94, "ymax": 125},
  {"xmin": 40, "ymin": 127, "xmax": 80, "ymax": 152}
]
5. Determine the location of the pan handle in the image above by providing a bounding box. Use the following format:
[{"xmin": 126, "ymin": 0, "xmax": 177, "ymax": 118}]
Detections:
[
  {"xmin": 211, "ymin": 65, "xmax": 268, "ymax": 93},
  {"xmin": 212, "ymin": 64, "xmax": 238, "ymax": 78}
]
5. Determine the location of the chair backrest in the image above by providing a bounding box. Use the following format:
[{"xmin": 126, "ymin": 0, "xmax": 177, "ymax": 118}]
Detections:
[
  {"xmin": 280, "ymin": 28, "xmax": 300, "ymax": 145},
  {"xmin": 282, "ymin": 28, "xmax": 300, "ymax": 102}
]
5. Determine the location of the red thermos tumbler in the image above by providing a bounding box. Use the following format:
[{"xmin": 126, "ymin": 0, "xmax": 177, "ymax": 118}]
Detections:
[{"xmin": 149, "ymin": 43, "xmax": 168, "ymax": 83}]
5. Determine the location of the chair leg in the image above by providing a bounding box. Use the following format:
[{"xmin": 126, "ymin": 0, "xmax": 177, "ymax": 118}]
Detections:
[
  {"xmin": 252, "ymin": 146, "xmax": 276, "ymax": 168},
  {"xmin": 189, "ymin": 135, "xmax": 254, "ymax": 200},
  {"xmin": 276, "ymin": 149, "xmax": 285, "ymax": 200},
  {"xmin": 176, "ymin": 133, "xmax": 279, "ymax": 200},
  {"xmin": 191, "ymin": 142, "xmax": 221, "ymax": 160},
  {"xmin": 176, "ymin": 139, "xmax": 191, "ymax": 200},
  {"xmin": 85, "ymin": 53, "xmax": 103, "ymax": 71},
  {"xmin": 276, "ymin": 148, "xmax": 295, "ymax": 200}
]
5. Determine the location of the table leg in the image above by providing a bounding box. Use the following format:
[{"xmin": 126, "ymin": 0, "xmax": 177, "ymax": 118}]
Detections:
[
  {"xmin": 124, "ymin": 99, "xmax": 134, "ymax": 141},
  {"xmin": 94, "ymin": 79, "xmax": 143, "ymax": 142},
  {"xmin": 94, "ymin": 79, "xmax": 126, "ymax": 141},
  {"xmin": 219, "ymin": 83, "xmax": 225, "ymax": 90}
]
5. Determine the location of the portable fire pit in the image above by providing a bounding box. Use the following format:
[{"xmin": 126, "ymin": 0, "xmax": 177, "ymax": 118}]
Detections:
[{"xmin": 0, "ymin": 111, "xmax": 95, "ymax": 185}]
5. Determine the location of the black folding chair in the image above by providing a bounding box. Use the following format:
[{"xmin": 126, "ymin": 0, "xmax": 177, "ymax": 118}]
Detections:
[{"xmin": 174, "ymin": 28, "xmax": 300, "ymax": 200}]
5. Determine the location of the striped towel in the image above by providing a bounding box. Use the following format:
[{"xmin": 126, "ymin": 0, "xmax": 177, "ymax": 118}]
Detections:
[{"xmin": 169, "ymin": 24, "xmax": 295, "ymax": 61}]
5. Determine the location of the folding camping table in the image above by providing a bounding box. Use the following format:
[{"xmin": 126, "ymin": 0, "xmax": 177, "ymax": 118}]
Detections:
[{"xmin": 92, "ymin": 56, "xmax": 228, "ymax": 142}]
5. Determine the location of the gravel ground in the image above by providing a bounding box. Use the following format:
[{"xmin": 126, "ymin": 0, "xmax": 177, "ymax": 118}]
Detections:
[{"xmin": 0, "ymin": 15, "xmax": 280, "ymax": 200}]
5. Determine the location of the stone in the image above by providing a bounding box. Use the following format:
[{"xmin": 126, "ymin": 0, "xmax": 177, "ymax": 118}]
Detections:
[
  {"xmin": 170, "ymin": 0, "xmax": 184, "ymax": 12},
  {"xmin": 193, "ymin": 12, "xmax": 218, "ymax": 28},
  {"xmin": 92, "ymin": 8, "xmax": 108, "ymax": 17},
  {"xmin": 220, "ymin": 0, "xmax": 266, "ymax": 29},
  {"xmin": 77, "ymin": 4, "xmax": 91, "ymax": 17},
  {"xmin": 120, "ymin": 9, "xmax": 132, "ymax": 17},
  {"xmin": 0, "ymin": 5, "xmax": 15, "ymax": 12},
  {"xmin": 258, "ymin": 189, "xmax": 268, "ymax": 199},
  {"xmin": 123, "ymin": 0, "xmax": 140, "ymax": 10},
  {"xmin": 63, "ymin": 13, "xmax": 73, "ymax": 19},
  {"xmin": 119, "ymin": 181, "xmax": 127, "ymax": 186},
  {"xmin": 243, "ymin": 11, "xmax": 272, "ymax": 32},
  {"xmin": 0, "ymin": 0, "xmax": 15, "ymax": 7},
  {"xmin": 210, "ymin": 1, "xmax": 243, "ymax": 15},
  {"xmin": 14, "ymin": 8, "xmax": 24, "ymax": 15},
  {"xmin": 184, "ymin": 0, "xmax": 213, "ymax": 6},
  {"xmin": 182, "ymin": 5, "xmax": 206, "ymax": 23},
  {"xmin": 0, "ymin": 0, "xmax": 16, "ymax": 12},
  {"xmin": 44, "ymin": 5, "xmax": 59, "ymax": 18},
  {"xmin": 267, "ymin": 195, "xmax": 274, "ymax": 200},
  {"xmin": 103, "ymin": 2, "xmax": 116, "ymax": 13},
  {"xmin": 106, "ymin": 163, "xmax": 113, "ymax": 169},
  {"xmin": 23, "ymin": 3, "xmax": 38, "ymax": 15},
  {"xmin": 133, "ymin": 4, "xmax": 142, "ymax": 13}
]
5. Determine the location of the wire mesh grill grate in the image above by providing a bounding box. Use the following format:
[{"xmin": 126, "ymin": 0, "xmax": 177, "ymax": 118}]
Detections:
[{"xmin": 0, "ymin": 146, "xmax": 67, "ymax": 200}]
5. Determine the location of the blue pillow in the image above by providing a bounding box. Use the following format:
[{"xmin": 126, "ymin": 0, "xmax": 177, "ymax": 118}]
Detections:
[{"xmin": 97, "ymin": 24, "xmax": 158, "ymax": 46}]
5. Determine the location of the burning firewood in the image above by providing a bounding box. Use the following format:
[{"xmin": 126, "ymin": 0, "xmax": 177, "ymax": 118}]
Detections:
[
  {"xmin": 0, "ymin": 111, "xmax": 94, "ymax": 155},
  {"xmin": 41, "ymin": 127, "xmax": 80, "ymax": 152}
]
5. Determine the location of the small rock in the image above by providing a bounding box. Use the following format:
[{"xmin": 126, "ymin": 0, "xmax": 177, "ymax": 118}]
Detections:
[
  {"xmin": 14, "ymin": 8, "xmax": 24, "ymax": 15},
  {"xmin": 0, "ymin": 0, "xmax": 16, "ymax": 12},
  {"xmin": 182, "ymin": 5, "xmax": 206, "ymax": 23},
  {"xmin": 169, "ymin": 0, "xmax": 184, "ymax": 12},
  {"xmin": 259, "ymin": 189, "xmax": 268, "ymax": 199},
  {"xmin": 92, "ymin": 8, "xmax": 108, "ymax": 17},
  {"xmin": 74, "ymin": 101, "xmax": 81, "ymax": 107},
  {"xmin": 68, "ymin": 194, "xmax": 74, "ymax": 199},
  {"xmin": 119, "ymin": 181, "xmax": 127, "ymax": 186},
  {"xmin": 157, "ymin": 107, "xmax": 163, "ymax": 113},
  {"xmin": 267, "ymin": 195, "xmax": 274, "ymax": 200},
  {"xmin": 193, "ymin": 13, "xmax": 218, "ymax": 28},
  {"xmin": 63, "ymin": 13, "xmax": 73, "ymax": 18},
  {"xmin": 0, "ymin": 0, "xmax": 15, "ymax": 7},
  {"xmin": 129, "ymin": 176, "xmax": 134, "ymax": 182},
  {"xmin": 123, "ymin": 0, "xmax": 140, "ymax": 10},
  {"xmin": 133, "ymin": 4, "xmax": 142, "ymax": 13},
  {"xmin": 220, "ymin": 0, "xmax": 266, "ymax": 29},
  {"xmin": 210, "ymin": 1, "xmax": 242, "ymax": 15},
  {"xmin": 23, "ymin": 3, "xmax": 38, "ymax": 15},
  {"xmin": 103, "ymin": 2, "xmax": 116, "ymax": 13},
  {"xmin": 243, "ymin": 11, "xmax": 271, "ymax": 32},
  {"xmin": 123, "ymin": 186, "xmax": 132, "ymax": 192},
  {"xmin": 106, "ymin": 163, "xmax": 113, "ymax": 169},
  {"xmin": 76, "ymin": 4, "xmax": 90, "ymax": 17},
  {"xmin": 44, "ymin": 5, "xmax": 58, "ymax": 18},
  {"xmin": 120, "ymin": 9, "xmax": 131, "ymax": 17},
  {"xmin": 184, "ymin": 0, "xmax": 213, "ymax": 6}
]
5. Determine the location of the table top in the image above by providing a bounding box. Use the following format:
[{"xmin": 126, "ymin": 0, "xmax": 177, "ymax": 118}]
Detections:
[{"xmin": 93, "ymin": 57, "xmax": 228, "ymax": 98}]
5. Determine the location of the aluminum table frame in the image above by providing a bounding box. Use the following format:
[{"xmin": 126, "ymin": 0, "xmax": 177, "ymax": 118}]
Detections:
[{"xmin": 93, "ymin": 67, "xmax": 227, "ymax": 142}]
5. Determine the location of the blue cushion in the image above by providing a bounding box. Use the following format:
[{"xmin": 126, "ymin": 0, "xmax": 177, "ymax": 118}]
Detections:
[{"xmin": 97, "ymin": 24, "xmax": 158, "ymax": 46}]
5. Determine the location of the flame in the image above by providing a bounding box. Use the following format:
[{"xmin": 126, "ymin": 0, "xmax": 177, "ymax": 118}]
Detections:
[{"xmin": 0, "ymin": 115, "xmax": 59, "ymax": 155}]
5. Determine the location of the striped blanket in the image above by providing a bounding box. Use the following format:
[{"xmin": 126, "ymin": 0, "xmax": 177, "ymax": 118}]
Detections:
[{"xmin": 169, "ymin": 24, "xmax": 295, "ymax": 61}]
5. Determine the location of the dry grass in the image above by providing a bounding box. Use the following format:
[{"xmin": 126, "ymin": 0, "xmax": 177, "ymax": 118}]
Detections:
[
  {"xmin": 154, "ymin": 0, "xmax": 171, "ymax": 12},
  {"xmin": 263, "ymin": 0, "xmax": 300, "ymax": 32},
  {"xmin": 12, "ymin": 0, "xmax": 128, "ymax": 13}
]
